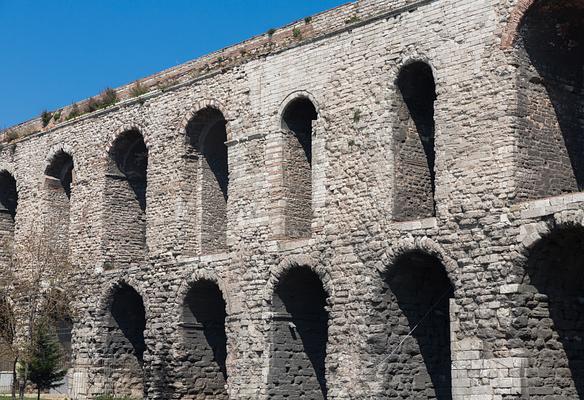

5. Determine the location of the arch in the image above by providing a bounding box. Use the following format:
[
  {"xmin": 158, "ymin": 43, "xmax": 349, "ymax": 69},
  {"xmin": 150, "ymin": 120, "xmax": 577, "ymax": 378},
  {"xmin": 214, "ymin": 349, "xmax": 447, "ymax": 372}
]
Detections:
[
  {"xmin": 0, "ymin": 170, "xmax": 18, "ymax": 221},
  {"xmin": 100, "ymin": 280, "xmax": 147, "ymax": 399},
  {"xmin": 106, "ymin": 124, "xmax": 152, "ymax": 156},
  {"xmin": 179, "ymin": 278, "xmax": 229, "ymax": 399},
  {"xmin": 383, "ymin": 236, "xmax": 458, "ymax": 285},
  {"xmin": 500, "ymin": 0, "xmax": 537, "ymax": 49},
  {"xmin": 0, "ymin": 170, "xmax": 17, "ymax": 271},
  {"xmin": 513, "ymin": 0, "xmax": 584, "ymax": 201},
  {"xmin": 268, "ymin": 257, "xmax": 329, "ymax": 399},
  {"xmin": 45, "ymin": 145, "xmax": 75, "ymax": 198},
  {"xmin": 176, "ymin": 271, "xmax": 233, "ymax": 316},
  {"xmin": 104, "ymin": 129, "xmax": 148, "ymax": 268},
  {"xmin": 182, "ymin": 104, "xmax": 229, "ymax": 254},
  {"xmin": 277, "ymin": 91, "xmax": 322, "ymax": 120},
  {"xmin": 267, "ymin": 255, "xmax": 334, "ymax": 302},
  {"xmin": 179, "ymin": 99, "xmax": 234, "ymax": 142},
  {"xmin": 375, "ymin": 244, "xmax": 454, "ymax": 399},
  {"xmin": 517, "ymin": 223, "xmax": 584, "ymax": 397},
  {"xmin": 393, "ymin": 60, "xmax": 437, "ymax": 221},
  {"xmin": 279, "ymin": 95, "xmax": 318, "ymax": 239}
]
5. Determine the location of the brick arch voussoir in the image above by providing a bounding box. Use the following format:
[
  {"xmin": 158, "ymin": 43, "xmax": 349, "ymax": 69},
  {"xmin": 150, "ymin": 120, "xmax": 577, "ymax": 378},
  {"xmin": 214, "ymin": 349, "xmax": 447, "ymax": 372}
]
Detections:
[
  {"xmin": 383, "ymin": 236, "xmax": 458, "ymax": 290},
  {"xmin": 267, "ymin": 255, "xmax": 333, "ymax": 306},
  {"xmin": 500, "ymin": 0, "xmax": 537, "ymax": 49},
  {"xmin": 179, "ymin": 99, "xmax": 234, "ymax": 142}
]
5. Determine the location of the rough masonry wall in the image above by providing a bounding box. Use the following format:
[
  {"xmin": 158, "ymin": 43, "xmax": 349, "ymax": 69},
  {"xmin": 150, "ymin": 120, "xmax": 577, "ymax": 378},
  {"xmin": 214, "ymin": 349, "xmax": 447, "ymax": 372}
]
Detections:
[{"xmin": 2, "ymin": 0, "xmax": 583, "ymax": 399}]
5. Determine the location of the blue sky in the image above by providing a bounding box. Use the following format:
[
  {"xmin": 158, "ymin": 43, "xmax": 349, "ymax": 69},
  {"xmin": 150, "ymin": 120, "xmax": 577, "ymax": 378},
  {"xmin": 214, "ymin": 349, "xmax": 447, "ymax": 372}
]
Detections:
[{"xmin": 0, "ymin": 0, "xmax": 348, "ymax": 128}]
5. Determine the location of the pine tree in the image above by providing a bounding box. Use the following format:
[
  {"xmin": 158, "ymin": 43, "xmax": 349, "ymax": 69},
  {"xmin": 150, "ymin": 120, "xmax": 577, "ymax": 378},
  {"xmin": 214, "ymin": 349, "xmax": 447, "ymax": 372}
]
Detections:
[{"xmin": 25, "ymin": 323, "xmax": 67, "ymax": 400}]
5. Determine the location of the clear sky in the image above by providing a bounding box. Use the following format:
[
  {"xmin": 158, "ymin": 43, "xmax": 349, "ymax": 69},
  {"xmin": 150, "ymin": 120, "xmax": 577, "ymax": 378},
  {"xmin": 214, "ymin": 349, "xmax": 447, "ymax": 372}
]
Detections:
[{"xmin": 0, "ymin": 0, "xmax": 349, "ymax": 128}]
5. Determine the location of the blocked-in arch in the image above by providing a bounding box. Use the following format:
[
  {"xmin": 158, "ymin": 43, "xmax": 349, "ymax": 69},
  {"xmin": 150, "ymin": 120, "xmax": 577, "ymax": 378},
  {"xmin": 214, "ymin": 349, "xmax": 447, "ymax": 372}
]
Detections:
[
  {"xmin": 0, "ymin": 170, "xmax": 17, "ymax": 269},
  {"xmin": 182, "ymin": 103, "xmax": 229, "ymax": 254},
  {"xmin": 268, "ymin": 256, "xmax": 330, "ymax": 399},
  {"xmin": 104, "ymin": 128, "xmax": 148, "ymax": 268},
  {"xmin": 44, "ymin": 148, "xmax": 75, "ymax": 258},
  {"xmin": 517, "ymin": 222, "xmax": 584, "ymax": 398},
  {"xmin": 393, "ymin": 60, "xmax": 437, "ymax": 221},
  {"xmin": 513, "ymin": 0, "xmax": 584, "ymax": 201},
  {"xmin": 279, "ymin": 95, "xmax": 318, "ymax": 239},
  {"xmin": 373, "ymin": 243, "xmax": 454, "ymax": 399},
  {"xmin": 179, "ymin": 278, "xmax": 229, "ymax": 399},
  {"xmin": 100, "ymin": 281, "xmax": 147, "ymax": 399}
]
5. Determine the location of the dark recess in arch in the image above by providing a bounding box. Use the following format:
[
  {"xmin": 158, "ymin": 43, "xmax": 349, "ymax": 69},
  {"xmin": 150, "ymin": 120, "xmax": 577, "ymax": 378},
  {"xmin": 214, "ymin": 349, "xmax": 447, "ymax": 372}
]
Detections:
[
  {"xmin": 281, "ymin": 98, "xmax": 317, "ymax": 239},
  {"xmin": 393, "ymin": 61, "xmax": 436, "ymax": 221},
  {"xmin": 109, "ymin": 284, "xmax": 147, "ymax": 363},
  {"xmin": 185, "ymin": 107, "xmax": 229, "ymax": 254},
  {"xmin": 0, "ymin": 171, "xmax": 18, "ymax": 221},
  {"xmin": 109, "ymin": 129, "xmax": 148, "ymax": 211},
  {"xmin": 46, "ymin": 151, "xmax": 74, "ymax": 199},
  {"xmin": 520, "ymin": 226, "xmax": 584, "ymax": 398},
  {"xmin": 515, "ymin": 0, "xmax": 584, "ymax": 200},
  {"xmin": 269, "ymin": 266, "xmax": 328, "ymax": 399},
  {"xmin": 181, "ymin": 280, "xmax": 228, "ymax": 398},
  {"xmin": 378, "ymin": 251, "xmax": 453, "ymax": 399}
]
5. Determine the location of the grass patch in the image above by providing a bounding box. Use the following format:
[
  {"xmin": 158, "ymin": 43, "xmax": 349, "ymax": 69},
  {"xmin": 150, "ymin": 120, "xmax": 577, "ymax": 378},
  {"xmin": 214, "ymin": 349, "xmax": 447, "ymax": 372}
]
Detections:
[{"xmin": 129, "ymin": 82, "xmax": 148, "ymax": 98}]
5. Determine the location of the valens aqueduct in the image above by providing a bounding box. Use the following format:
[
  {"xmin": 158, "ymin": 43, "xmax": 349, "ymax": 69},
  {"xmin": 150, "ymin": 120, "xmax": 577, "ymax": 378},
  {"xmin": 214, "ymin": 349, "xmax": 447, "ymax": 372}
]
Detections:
[{"xmin": 0, "ymin": 0, "xmax": 583, "ymax": 398}]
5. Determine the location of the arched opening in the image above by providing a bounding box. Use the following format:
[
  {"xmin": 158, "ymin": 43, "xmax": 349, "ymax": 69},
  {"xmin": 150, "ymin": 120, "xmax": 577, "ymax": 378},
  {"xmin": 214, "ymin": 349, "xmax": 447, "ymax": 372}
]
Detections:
[
  {"xmin": 44, "ymin": 151, "xmax": 74, "ymax": 253},
  {"xmin": 515, "ymin": 0, "xmax": 584, "ymax": 201},
  {"xmin": 0, "ymin": 171, "xmax": 17, "ymax": 266},
  {"xmin": 269, "ymin": 267, "xmax": 328, "ymax": 399},
  {"xmin": 377, "ymin": 251, "xmax": 453, "ymax": 399},
  {"xmin": 520, "ymin": 227, "xmax": 584, "ymax": 397},
  {"xmin": 45, "ymin": 151, "xmax": 74, "ymax": 199},
  {"xmin": 104, "ymin": 130, "xmax": 148, "ymax": 268},
  {"xmin": 180, "ymin": 280, "xmax": 228, "ymax": 398},
  {"xmin": 281, "ymin": 98, "xmax": 317, "ymax": 239},
  {"xmin": 106, "ymin": 284, "xmax": 146, "ymax": 398},
  {"xmin": 185, "ymin": 107, "xmax": 229, "ymax": 254},
  {"xmin": 393, "ymin": 62, "xmax": 436, "ymax": 221}
]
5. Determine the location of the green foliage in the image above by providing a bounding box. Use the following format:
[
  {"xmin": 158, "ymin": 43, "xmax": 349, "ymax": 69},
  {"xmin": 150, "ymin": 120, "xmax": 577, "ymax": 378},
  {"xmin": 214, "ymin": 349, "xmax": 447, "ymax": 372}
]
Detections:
[
  {"xmin": 353, "ymin": 109, "xmax": 362, "ymax": 123},
  {"xmin": 267, "ymin": 28, "xmax": 276, "ymax": 37},
  {"xmin": 101, "ymin": 87, "xmax": 118, "ymax": 108},
  {"xmin": 86, "ymin": 97, "xmax": 99, "ymax": 112},
  {"xmin": 52, "ymin": 111, "xmax": 61, "ymax": 122},
  {"xmin": 304, "ymin": 16, "xmax": 312, "ymax": 24},
  {"xmin": 40, "ymin": 111, "xmax": 52, "ymax": 128},
  {"xmin": 24, "ymin": 323, "xmax": 66, "ymax": 397},
  {"xmin": 129, "ymin": 82, "xmax": 149, "ymax": 98},
  {"xmin": 292, "ymin": 27, "xmax": 302, "ymax": 39},
  {"xmin": 66, "ymin": 104, "xmax": 81, "ymax": 121},
  {"xmin": 87, "ymin": 88, "xmax": 119, "ymax": 112}
]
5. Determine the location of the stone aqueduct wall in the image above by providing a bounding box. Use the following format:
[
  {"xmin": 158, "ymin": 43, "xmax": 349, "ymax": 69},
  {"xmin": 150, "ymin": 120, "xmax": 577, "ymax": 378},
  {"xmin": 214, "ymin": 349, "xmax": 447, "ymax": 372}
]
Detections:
[{"xmin": 1, "ymin": 0, "xmax": 584, "ymax": 398}]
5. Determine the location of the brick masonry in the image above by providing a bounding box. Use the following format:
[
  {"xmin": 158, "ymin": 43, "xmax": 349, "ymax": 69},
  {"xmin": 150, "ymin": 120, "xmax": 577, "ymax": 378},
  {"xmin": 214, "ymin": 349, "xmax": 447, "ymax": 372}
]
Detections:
[{"xmin": 1, "ymin": 0, "xmax": 583, "ymax": 398}]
